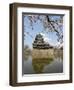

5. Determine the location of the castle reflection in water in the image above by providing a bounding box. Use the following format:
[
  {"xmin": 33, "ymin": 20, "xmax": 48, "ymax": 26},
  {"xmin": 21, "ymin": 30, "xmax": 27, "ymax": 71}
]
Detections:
[{"xmin": 23, "ymin": 34, "xmax": 63, "ymax": 75}]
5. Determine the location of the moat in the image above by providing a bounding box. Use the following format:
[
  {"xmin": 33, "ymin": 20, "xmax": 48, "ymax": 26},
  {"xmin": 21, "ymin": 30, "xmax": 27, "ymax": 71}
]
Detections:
[
  {"xmin": 23, "ymin": 49, "xmax": 63, "ymax": 74},
  {"xmin": 23, "ymin": 34, "xmax": 63, "ymax": 75}
]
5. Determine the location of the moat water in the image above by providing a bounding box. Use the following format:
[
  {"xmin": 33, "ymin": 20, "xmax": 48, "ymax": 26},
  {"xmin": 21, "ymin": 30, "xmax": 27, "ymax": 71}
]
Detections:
[{"xmin": 22, "ymin": 50, "xmax": 63, "ymax": 75}]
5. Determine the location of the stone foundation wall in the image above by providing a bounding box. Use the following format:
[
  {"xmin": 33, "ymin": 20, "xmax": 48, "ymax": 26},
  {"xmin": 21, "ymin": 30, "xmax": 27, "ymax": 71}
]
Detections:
[{"xmin": 32, "ymin": 49, "xmax": 54, "ymax": 59}]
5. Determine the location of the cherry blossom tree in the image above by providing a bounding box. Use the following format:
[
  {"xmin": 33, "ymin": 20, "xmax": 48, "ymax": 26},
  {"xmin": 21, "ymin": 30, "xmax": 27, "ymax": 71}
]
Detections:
[{"xmin": 24, "ymin": 15, "xmax": 63, "ymax": 44}]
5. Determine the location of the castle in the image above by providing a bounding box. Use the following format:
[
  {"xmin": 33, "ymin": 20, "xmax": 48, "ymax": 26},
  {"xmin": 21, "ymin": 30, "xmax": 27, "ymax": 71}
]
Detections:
[
  {"xmin": 33, "ymin": 34, "xmax": 53, "ymax": 49},
  {"xmin": 32, "ymin": 34, "xmax": 54, "ymax": 59}
]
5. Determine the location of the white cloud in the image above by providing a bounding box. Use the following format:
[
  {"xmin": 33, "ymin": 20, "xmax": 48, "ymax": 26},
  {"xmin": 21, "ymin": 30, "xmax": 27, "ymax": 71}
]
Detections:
[
  {"xmin": 44, "ymin": 37, "xmax": 51, "ymax": 43},
  {"xmin": 40, "ymin": 33, "xmax": 50, "ymax": 42},
  {"xmin": 40, "ymin": 33, "xmax": 63, "ymax": 47},
  {"xmin": 40, "ymin": 33, "xmax": 45, "ymax": 37},
  {"xmin": 40, "ymin": 33, "xmax": 54, "ymax": 46}
]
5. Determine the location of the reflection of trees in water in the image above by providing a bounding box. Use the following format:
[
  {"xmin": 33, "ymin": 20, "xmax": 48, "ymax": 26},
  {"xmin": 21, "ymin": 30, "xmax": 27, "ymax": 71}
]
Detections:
[
  {"xmin": 24, "ymin": 45, "xmax": 31, "ymax": 55},
  {"xmin": 24, "ymin": 45, "xmax": 32, "ymax": 60},
  {"xmin": 32, "ymin": 58, "xmax": 53, "ymax": 73},
  {"xmin": 24, "ymin": 54, "xmax": 29, "ymax": 60},
  {"xmin": 24, "ymin": 49, "xmax": 63, "ymax": 74},
  {"xmin": 32, "ymin": 50, "xmax": 63, "ymax": 73},
  {"xmin": 54, "ymin": 49, "xmax": 63, "ymax": 60}
]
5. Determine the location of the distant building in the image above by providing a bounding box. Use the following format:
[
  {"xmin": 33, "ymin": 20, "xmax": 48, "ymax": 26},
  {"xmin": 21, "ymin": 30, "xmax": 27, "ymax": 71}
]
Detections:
[{"xmin": 32, "ymin": 34, "xmax": 53, "ymax": 49}]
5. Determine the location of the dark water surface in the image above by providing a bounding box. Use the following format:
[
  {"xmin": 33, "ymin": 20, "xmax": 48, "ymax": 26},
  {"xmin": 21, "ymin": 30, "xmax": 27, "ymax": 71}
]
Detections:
[{"xmin": 22, "ymin": 51, "xmax": 63, "ymax": 75}]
